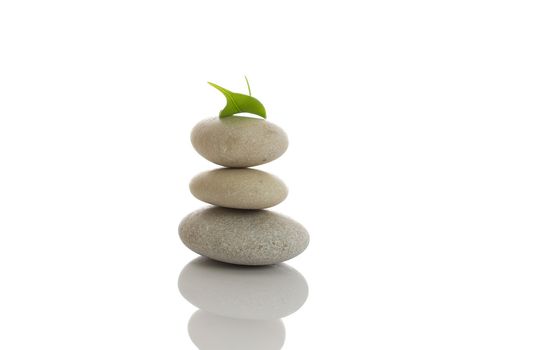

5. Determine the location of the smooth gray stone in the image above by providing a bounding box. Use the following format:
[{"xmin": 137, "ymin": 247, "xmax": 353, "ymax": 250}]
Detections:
[
  {"xmin": 190, "ymin": 168, "xmax": 288, "ymax": 209},
  {"xmin": 191, "ymin": 116, "xmax": 288, "ymax": 167},
  {"xmin": 178, "ymin": 257, "xmax": 309, "ymax": 320},
  {"xmin": 188, "ymin": 310, "xmax": 285, "ymax": 350},
  {"xmin": 179, "ymin": 207, "xmax": 309, "ymax": 266}
]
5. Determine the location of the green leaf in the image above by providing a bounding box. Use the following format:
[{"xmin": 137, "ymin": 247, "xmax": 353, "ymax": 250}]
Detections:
[{"xmin": 208, "ymin": 80, "xmax": 267, "ymax": 119}]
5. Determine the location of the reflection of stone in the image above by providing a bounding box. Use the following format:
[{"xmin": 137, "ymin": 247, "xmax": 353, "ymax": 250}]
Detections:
[
  {"xmin": 188, "ymin": 310, "xmax": 285, "ymax": 350},
  {"xmin": 178, "ymin": 257, "xmax": 309, "ymax": 320},
  {"xmin": 179, "ymin": 257, "xmax": 308, "ymax": 349}
]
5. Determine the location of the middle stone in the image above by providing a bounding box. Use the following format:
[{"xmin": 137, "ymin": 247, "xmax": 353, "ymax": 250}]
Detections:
[{"xmin": 190, "ymin": 168, "xmax": 288, "ymax": 209}]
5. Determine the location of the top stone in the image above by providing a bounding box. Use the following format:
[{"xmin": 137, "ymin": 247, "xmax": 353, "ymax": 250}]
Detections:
[{"xmin": 191, "ymin": 116, "xmax": 288, "ymax": 168}]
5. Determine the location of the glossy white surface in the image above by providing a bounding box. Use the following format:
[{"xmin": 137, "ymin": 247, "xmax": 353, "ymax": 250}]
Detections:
[
  {"xmin": 188, "ymin": 311, "xmax": 286, "ymax": 350},
  {"xmin": 178, "ymin": 258, "xmax": 308, "ymax": 320},
  {"xmin": 180, "ymin": 258, "xmax": 307, "ymax": 349},
  {"xmin": 1, "ymin": 0, "xmax": 550, "ymax": 349}
]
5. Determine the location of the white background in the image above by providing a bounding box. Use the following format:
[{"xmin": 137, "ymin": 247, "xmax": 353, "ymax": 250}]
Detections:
[{"xmin": 1, "ymin": 0, "xmax": 549, "ymax": 349}]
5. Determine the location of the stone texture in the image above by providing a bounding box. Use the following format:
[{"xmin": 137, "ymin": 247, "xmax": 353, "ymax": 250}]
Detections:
[
  {"xmin": 190, "ymin": 168, "xmax": 288, "ymax": 209},
  {"xmin": 191, "ymin": 116, "xmax": 288, "ymax": 167},
  {"xmin": 179, "ymin": 206, "xmax": 309, "ymax": 265},
  {"xmin": 179, "ymin": 257, "xmax": 309, "ymax": 320}
]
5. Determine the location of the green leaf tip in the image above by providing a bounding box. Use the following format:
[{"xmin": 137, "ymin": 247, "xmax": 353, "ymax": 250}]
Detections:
[
  {"xmin": 208, "ymin": 78, "xmax": 267, "ymax": 119},
  {"xmin": 245, "ymin": 76, "xmax": 251, "ymax": 96}
]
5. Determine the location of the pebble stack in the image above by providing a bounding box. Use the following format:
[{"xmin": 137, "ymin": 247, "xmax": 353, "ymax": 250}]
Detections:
[{"xmin": 179, "ymin": 116, "xmax": 309, "ymax": 266}]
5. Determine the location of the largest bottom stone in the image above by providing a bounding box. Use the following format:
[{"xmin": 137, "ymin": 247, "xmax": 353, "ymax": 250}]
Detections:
[{"xmin": 179, "ymin": 206, "xmax": 309, "ymax": 265}]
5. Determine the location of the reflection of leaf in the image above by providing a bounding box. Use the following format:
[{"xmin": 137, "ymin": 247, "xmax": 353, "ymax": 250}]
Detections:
[{"xmin": 208, "ymin": 80, "xmax": 267, "ymax": 119}]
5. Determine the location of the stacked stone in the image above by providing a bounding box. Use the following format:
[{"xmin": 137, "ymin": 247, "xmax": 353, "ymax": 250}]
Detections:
[{"xmin": 179, "ymin": 116, "xmax": 309, "ymax": 266}]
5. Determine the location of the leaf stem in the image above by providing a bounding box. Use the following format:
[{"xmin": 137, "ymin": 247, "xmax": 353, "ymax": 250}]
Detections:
[{"xmin": 245, "ymin": 76, "xmax": 251, "ymax": 96}]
